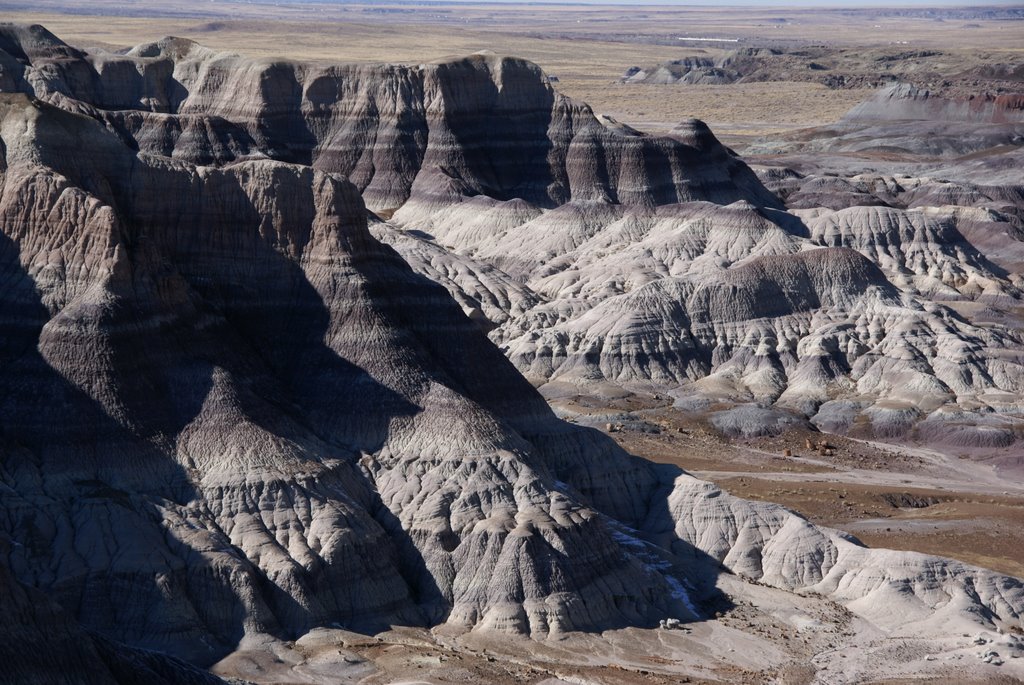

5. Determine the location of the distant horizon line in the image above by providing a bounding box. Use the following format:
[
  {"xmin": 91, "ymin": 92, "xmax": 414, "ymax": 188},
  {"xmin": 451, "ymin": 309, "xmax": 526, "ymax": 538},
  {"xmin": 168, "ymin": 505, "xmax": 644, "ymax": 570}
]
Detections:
[
  {"xmin": 152, "ymin": 0, "xmax": 1024, "ymax": 6},
  {"xmin": 262, "ymin": 0, "xmax": 1024, "ymax": 6}
]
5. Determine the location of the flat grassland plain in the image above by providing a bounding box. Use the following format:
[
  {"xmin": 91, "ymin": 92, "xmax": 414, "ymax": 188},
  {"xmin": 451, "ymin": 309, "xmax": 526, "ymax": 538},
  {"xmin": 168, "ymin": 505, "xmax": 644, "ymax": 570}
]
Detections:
[
  {"xmin": 5, "ymin": 0, "xmax": 1024, "ymax": 587},
  {"xmin": 6, "ymin": 1, "xmax": 1021, "ymax": 143}
]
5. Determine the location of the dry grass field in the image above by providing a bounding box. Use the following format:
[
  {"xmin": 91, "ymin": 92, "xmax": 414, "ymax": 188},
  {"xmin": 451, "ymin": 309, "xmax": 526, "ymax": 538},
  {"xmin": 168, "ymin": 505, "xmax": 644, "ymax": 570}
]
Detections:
[
  {"xmin": 4, "ymin": 2, "xmax": 1020, "ymax": 142},
  {"xmin": 573, "ymin": 81, "xmax": 872, "ymax": 141}
]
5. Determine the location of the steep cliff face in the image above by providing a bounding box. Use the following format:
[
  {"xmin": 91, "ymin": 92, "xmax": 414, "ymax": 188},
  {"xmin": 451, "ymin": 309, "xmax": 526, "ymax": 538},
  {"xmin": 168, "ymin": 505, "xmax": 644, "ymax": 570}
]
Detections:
[
  {"xmin": 1, "ymin": 25, "xmax": 1024, "ymax": 682},
  {"xmin": 0, "ymin": 24, "xmax": 778, "ymax": 214},
  {"xmin": 844, "ymin": 83, "xmax": 1024, "ymax": 125},
  {"xmin": 0, "ymin": 92, "xmax": 695, "ymax": 665}
]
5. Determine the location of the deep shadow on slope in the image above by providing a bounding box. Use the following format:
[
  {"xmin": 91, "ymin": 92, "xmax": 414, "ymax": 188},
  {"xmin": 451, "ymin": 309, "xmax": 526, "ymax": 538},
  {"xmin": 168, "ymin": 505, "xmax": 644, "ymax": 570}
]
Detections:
[
  {"xmin": 0, "ymin": 107, "xmax": 447, "ymax": 665},
  {"xmin": 0, "ymin": 27, "xmax": 803, "ymax": 673},
  {"xmin": 0, "ymin": 93, "xmax": 734, "ymax": 669},
  {"xmin": 0, "ymin": 25, "xmax": 784, "ymax": 214},
  {"xmin": 0, "ymin": 541, "xmax": 226, "ymax": 685},
  {"xmin": 0, "ymin": 221, "xmax": 232, "ymax": 662}
]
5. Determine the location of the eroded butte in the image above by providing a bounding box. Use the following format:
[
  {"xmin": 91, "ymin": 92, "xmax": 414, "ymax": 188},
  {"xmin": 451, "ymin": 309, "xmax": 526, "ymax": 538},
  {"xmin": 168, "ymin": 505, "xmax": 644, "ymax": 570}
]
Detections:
[{"xmin": 0, "ymin": 22, "xmax": 1023, "ymax": 685}]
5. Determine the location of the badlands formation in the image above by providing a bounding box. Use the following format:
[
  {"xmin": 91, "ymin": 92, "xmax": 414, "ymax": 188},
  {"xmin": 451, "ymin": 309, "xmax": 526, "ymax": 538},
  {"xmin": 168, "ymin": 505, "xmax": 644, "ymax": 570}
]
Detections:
[{"xmin": 1, "ymin": 22, "xmax": 1023, "ymax": 684}]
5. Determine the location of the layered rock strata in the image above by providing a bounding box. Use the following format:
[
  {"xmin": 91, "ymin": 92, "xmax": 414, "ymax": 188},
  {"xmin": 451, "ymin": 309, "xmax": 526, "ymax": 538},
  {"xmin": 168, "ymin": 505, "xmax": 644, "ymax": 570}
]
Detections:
[{"xmin": 0, "ymin": 25, "xmax": 1023, "ymax": 682}]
